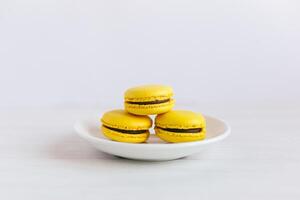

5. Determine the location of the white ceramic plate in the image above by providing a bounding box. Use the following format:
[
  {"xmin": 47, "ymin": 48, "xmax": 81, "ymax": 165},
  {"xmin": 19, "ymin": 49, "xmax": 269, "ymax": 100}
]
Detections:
[{"xmin": 74, "ymin": 115, "xmax": 230, "ymax": 161}]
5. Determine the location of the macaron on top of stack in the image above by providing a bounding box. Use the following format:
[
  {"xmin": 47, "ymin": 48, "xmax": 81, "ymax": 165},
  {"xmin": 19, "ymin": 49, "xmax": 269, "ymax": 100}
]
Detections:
[
  {"xmin": 124, "ymin": 85, "xmax": 175, "ymax": 115},
  {"xmin": 155, "ymin": 110, "xmax": 206, "ymax": 143},
  {"xmin": 101, "ymin": 109, "xmax": 152, "ymax": 143}
]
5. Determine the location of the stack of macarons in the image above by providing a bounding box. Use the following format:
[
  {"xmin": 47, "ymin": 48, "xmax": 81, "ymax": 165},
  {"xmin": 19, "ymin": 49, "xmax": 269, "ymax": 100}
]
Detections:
[{"xmin": 101, "ymin": 85, "xmax": 206, "ymax": 143}]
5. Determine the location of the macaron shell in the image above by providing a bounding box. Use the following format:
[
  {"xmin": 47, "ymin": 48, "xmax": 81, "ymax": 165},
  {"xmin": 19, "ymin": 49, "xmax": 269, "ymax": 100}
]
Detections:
[
  {"xmin": 155, "ymin": 110, "xmax": 206, "ymax": 129},
  {"xmin": 102, "ymin": 126, "xmax": 150, "ymax": 143},
  {"xmin": 125, "ymin": 85, "xmax": 173, "ymax": 102},
  {"xmin": 155, "ymin": 127, "xmax": 206, "ymax": 143},
  {"xmin": 101, "ymin": 109, "xmax": 152, "ymax": 130},
  {"xmin": 125, "ymin": 99, "xmax": 174, "ymax": 115}
]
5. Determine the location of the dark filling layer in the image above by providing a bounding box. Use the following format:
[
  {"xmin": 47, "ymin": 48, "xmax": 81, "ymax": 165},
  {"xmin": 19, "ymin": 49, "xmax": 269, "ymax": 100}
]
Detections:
[
  {"xmin": 126, "ymin": 99, "xmax": 170, "ymax": 105},
  {"xmin": 156, "ymin": 126, "xmax": 202, "ymax": 133},
  {"xmin": 103, "ymin": 125, "xmax": 147, "ymax": 134}
]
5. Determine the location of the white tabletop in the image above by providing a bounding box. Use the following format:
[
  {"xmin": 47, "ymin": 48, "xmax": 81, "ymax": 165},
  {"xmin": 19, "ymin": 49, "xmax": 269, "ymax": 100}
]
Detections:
[{"xmin": 1, "ymin": 104, "xmax": 299, "ymax": 199}]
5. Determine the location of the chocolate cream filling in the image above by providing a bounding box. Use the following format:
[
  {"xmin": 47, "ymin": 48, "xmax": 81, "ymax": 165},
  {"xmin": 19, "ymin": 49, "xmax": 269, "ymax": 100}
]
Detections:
[
  {"xmin": 156, "ymin": 127, "xmax": 202, "ymax": 133},
  {"xmin": 103, "ymin": 125, "xmax": 147, "ymax": 134},
  {"xmin": 126, "ymin": 99, "xmax": 170, "ymax": 105}
]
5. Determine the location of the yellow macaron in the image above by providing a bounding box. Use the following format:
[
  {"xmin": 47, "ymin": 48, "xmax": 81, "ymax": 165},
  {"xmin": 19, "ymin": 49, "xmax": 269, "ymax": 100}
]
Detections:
[
  {"xmin": 101, "ymin": 109, "xmax": 152, "ymax": 143},
  {"xmin": 124, "ymin": 84, "xmax": 175, "ymax": 115},
  {"xmin": 155, "ymin": 110, "xmax": 206, "ymax": 143}
]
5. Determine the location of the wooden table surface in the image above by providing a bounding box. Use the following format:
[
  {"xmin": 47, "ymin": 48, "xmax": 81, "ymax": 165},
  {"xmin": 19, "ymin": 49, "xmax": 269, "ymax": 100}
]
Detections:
[{"xmin": 1, "ymin": 104, "xmax": 299, "ymax": 199}]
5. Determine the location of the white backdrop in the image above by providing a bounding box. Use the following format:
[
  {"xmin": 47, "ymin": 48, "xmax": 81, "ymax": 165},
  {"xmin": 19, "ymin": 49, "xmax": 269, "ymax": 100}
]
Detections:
[{"xmin": 1, "ymin": 0, "xmax": 299, "ymax": 108}]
